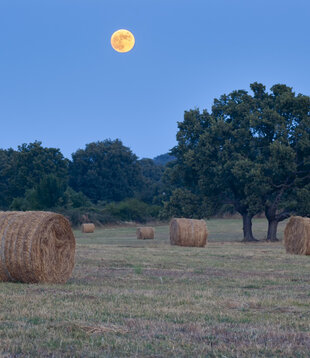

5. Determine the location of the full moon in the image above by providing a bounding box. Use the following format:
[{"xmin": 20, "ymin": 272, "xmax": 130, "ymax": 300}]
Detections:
[{"xmin": 111, "ymin": 29, "xmax": 135, "ymax": 53}]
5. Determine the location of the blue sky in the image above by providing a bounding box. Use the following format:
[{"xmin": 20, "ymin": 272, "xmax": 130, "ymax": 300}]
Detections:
[{"xmin": 0, "ymin": 0, "xmax": 309, "ymax": 159}]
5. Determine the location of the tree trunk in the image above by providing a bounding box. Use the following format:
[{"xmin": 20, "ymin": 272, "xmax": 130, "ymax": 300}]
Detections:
[
  {"xmin": 266, "ymin": 219, "xmax": 279, "ymax": 241},
  {"xmin": 242, "ymin": 213, "xmax": 257, "ymax": 242},
  {"xmin": 265, "ymin": 206, "xmax": 290, "ymax": 241}
]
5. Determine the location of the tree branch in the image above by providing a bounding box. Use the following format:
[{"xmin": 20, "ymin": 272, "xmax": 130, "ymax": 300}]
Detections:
[{"xmin": 275, "ymin": 211, "xmax": 291, "ymax": 222}]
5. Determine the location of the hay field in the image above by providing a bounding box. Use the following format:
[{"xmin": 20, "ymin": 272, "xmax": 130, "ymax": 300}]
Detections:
[{"xmin": 1, "ymin": 218, "xmax": 310, "ymax": 357}]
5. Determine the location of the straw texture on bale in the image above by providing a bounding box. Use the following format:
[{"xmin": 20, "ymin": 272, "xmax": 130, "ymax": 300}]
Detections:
[
  {"xmin": 136, "ymin": 227, "xmax": 155, "ymax": 240},
  {"xmin": 284, "ymin": 216, "xmax": 310, "ymax": 255},
  {"xmin": 81, "ymin": 223, "xmax": 95, "ymax": 233},
  {"xmin": 170, "ymin": 218, "xmax": 208, "ymax": 247},
  {"xmin": 0, "ymin": 211, "xmax": 75, "ymax": 284}
]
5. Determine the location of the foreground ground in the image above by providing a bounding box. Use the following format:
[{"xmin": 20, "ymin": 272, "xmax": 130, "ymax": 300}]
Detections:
[{"xmin": 1, "ymin": 219, "xmax": 310, "ymax": 357}]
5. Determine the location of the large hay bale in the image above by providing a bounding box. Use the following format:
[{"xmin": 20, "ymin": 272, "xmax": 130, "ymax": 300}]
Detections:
[
  {"xmin": 136, "ymin": 227, "xmax": 155, "ymax": 240},
  {"xmin": 0, "ymin": 211, "xmax": 75, "ymax": 284},
  {"xmin": 170, "ymin": 218, "xmax": 208, "ymax": 247},
  {"xmin": 284, "ymin": 216, "xmax": 310, "ymax": 255},
  {"xmin": 81, "ymin": 223, "xmax": 95, "ymax": 233}
]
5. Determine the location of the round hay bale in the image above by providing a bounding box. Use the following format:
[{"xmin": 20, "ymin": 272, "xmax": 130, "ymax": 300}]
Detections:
[
  {"xmin": 170, "ymin": 218, "xmax": 208, "ymax": 247},
  {"xmin": 0, "ymin": 211, "xmax": 75, "ymax": 284},
  {"xmin": 81, "ymin": 223, "xmax": 95, "ymax": 233},
  {"xmin": 136, "ymin": 227, "xmax": 155, "ymax": 240},
  {"xmin": 284, "ymin": 216, "xmax": 310, "ymax": 255}
]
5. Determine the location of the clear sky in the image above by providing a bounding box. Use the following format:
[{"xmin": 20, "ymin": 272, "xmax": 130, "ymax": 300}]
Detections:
[{"xmin": 0, "ymin": 0, "xmax": 309, "ymax": 159}]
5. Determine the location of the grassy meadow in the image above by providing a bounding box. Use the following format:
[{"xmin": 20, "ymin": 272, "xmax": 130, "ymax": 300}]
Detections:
[{"xmin": 1, "ymin": 218, "xmax": 310, "ymax": 357}]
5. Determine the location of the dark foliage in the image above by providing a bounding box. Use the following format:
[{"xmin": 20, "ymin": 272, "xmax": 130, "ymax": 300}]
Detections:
[
  {"xmin": 69, "ymin": 139, "xmax": 143, "ymax": 203},
  {"xmin": 153, "ymin": 153, "xmax": 176, "ymax": 166},
  {"xmin": 165, "ymin": 83, "xmax": 310, "ymax": 241}
]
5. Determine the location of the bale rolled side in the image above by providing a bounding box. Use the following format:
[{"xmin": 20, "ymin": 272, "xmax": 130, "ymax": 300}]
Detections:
[
  {"xmin": 284, "ymin": 216, "xmax": 310, "ymax": 255},
  {"xmin": 81, "ymin": 223, "xmax": 95, "ymax": 233},
  {"xmin": 136, "ymin": 227, "xmax": 155, "ymax": 240},
  {"xmin": 0, "ymin": 211, "xmax": 76, "ymax": 283},
  {"xmin": 170, "ymin": 218, "xmax": 208, "ymax": 247}
]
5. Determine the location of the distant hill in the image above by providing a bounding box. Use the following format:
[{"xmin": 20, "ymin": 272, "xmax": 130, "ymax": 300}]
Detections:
[{"xmin": 153, "ymin": 153, "xmax": 176, "ymax": 166}]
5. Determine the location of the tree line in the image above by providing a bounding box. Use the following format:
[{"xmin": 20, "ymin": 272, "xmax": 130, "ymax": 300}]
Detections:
[
  {"xmin": 0, "ymin": 82, "xmax": 309, "ymax": 241},
  {"xmin": 0, "ymin": 140, "xmax": 168, "ymax": 223}
]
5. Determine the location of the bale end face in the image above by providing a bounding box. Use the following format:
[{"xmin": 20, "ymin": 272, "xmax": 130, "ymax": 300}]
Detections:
[
  {"xmin": 136, "ymin": 227, "xmax": 155, "ymax": 240},
  {"xmin": 284, "ymin": 216, "xmax": 310, "ymax": 255},
  {"xmin": 0, "ymin": 211, "xmax": 76, "ymax": 284},
  {"xmin": 170, "ymin": 218, "xmax": 208, "ymax": 247}
]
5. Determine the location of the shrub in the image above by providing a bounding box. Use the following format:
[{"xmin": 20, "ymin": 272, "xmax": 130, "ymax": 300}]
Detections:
[
  {"xmin": 160, "ymin": 189, "xmax": 205, "ymax": 219},
  {"xmin": 104, "ymin": 199, "xmax": 160, "ymax": 223},
  {"xmin": 57, "ymin": 206, "xmax": 116, "ymax": 227}
]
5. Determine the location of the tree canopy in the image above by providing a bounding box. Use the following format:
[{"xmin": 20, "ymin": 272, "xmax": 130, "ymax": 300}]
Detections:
[
  {"xmin": 168, "ymin": 83, "xmax": 310, "ymax": 241},
  {"xmin": 69, "ymin": 139, "xmax": 143, "ymax": 203},
  {"xmin": 0, "ymin": 141, "xmax": 69, "ymax": 208}
]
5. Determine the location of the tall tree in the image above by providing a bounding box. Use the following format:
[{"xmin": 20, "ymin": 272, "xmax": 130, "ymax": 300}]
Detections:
[
  {"xmin": 169, "ymin": 83, "xmax": 310, "ymax": 241},
  {"xmin": 69, "ymin": 139, "xmax": 143, "ymax": 203},
  {"xmin": 250, "ymin": 83, "xmax": 310, "ymax": 240},
  {"xmin": 171, "ymin": 94, "xmax": 264, "ymax": 241}
]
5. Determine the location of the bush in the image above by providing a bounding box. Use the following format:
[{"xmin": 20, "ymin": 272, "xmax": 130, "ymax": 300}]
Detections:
[
  {"xmin": 104, "ymin": 199, "xmax": 160, "ymax": 223},
  {"xmin": 10, "ymin": 186, "xmax": 161, "ymax": 226},
  {"xmin": 56, "ymin": 199, "xmax": 161, "ymax": 227},
  {"xmin": 57, "ymin": 206, "xmax": 116, "ymax": 227},
  {"xmin": 10, "ymin": 175, "xmax": 67, "ymax": 210},
  {"xmin": 64, "ymin": 187, "xmax": 92, "ymax": 208},
  {"xmin": 216, "ymin": 204, "xmax": 236, "ymax": 217},
  {"xmin": 11, "ymin": 188, "xmax": 42, "ymax": 210},
  {"xmin": 160, "ymin": 189, "xmax": 204, "ymax": 219}
]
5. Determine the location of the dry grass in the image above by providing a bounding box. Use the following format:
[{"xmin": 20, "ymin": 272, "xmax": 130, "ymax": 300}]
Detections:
[{"xmin": 1, "ymin": 218, "xmax": 310, "ymax": 357}]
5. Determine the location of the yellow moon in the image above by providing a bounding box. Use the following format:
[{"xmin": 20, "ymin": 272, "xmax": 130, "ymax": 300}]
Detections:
[{"xmin": 111, "ymin": 29, "xmax": 135, "ymax": 53}]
